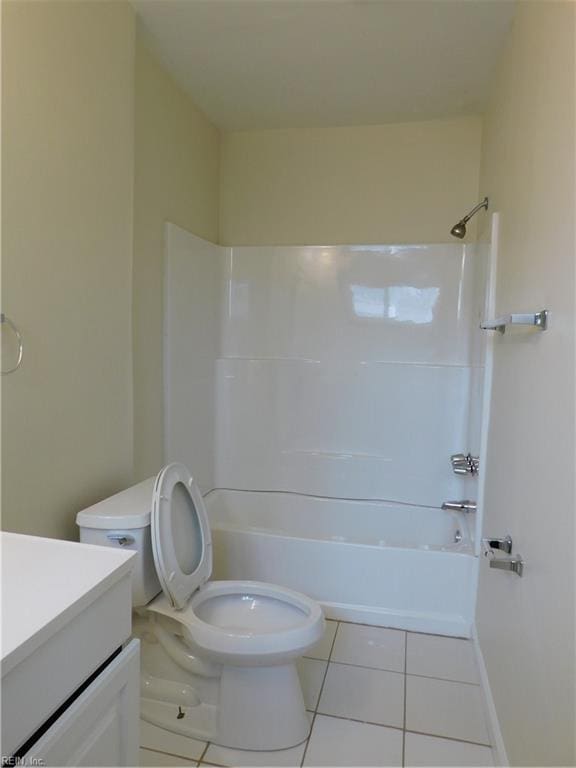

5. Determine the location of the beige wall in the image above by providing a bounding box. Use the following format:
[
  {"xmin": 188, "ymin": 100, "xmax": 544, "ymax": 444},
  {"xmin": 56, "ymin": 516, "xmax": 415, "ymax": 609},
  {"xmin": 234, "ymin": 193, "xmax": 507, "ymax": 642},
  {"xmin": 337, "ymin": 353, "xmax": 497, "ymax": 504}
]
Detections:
[
  {"xmin": 1, "ymin": 0, "xmax": 135, "ymax": 539},
  {"xmin": 476, "ymin": 2, "xmax": 575, "ymax": 765},
  {"xmin": 132, "ymin": 28, "xmax": 220, "ymax": 481},
  {"xmin": 219, "ymin": 117, "xmax": 482, "ymax": 245}
]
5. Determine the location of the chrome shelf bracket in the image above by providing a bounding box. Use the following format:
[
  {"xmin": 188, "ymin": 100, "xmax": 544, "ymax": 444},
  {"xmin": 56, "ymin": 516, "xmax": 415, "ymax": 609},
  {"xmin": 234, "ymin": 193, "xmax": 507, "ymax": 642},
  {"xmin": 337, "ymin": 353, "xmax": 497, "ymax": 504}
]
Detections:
[
  {"xmin": 489, "ymin": 554, "xmax": 524, "ymax": 577},
  {"xmin": 483, "ymin": 535, "xmax": 524, "ymax": 577},
  {"xmin": 482, "ymin": 535, "xmax": 513, "ymax": 555}
]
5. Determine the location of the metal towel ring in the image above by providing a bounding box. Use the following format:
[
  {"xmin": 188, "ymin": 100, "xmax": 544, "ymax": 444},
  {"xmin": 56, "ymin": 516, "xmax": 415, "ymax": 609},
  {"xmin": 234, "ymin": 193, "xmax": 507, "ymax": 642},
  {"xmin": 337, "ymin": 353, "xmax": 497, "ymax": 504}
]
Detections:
[{"xmin": 1, "ymin": 313, "xmax": 23, "ymax": 374}]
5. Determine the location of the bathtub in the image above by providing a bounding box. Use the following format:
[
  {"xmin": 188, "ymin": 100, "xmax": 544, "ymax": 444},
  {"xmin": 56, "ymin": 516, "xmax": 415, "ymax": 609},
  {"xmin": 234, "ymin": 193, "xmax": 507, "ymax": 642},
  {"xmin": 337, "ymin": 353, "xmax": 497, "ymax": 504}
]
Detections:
[{"xmin": 205, "ymin": 489, "xmax": 478, "ymax": 638}]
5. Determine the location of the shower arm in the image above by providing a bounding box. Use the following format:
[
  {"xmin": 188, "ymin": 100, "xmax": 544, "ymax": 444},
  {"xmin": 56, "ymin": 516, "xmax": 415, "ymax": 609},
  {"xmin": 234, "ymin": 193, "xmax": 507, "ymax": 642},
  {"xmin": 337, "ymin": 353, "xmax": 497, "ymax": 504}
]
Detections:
[{"xmin": 460, "ymin": 197, "xmax": 489, "ymax": 224}]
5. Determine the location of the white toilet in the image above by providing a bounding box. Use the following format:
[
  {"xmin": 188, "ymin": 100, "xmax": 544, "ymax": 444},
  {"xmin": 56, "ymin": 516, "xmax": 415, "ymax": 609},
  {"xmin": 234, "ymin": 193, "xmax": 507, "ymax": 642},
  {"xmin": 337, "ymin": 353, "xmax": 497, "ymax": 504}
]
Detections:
[{"xmin": 76, "ymin": 462, "xmax": 324, "ymax": 751}]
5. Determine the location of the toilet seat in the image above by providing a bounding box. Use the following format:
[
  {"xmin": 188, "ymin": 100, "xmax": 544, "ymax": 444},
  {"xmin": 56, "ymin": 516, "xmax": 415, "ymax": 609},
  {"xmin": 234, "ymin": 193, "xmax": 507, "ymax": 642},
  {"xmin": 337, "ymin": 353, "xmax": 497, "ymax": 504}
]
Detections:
[
  {"xmin": 151, "ymin": 463, "xmax": 212, "ymax": 609},
  {"xmin": 148, "ymin": 580, "xmax": 324, "ymax": 666}
]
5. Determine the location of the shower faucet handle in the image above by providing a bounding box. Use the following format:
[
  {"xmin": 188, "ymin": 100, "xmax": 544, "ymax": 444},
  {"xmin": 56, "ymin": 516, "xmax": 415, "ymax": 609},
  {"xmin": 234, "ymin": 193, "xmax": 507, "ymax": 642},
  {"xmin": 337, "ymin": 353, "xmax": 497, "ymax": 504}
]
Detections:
[
  {"xmin": 441, "ymin": 500, "xmax": 477, "ymax": 512},
  {"xmin": 450, "ymin": 453, "xmax": 479, "ymax": 476}
]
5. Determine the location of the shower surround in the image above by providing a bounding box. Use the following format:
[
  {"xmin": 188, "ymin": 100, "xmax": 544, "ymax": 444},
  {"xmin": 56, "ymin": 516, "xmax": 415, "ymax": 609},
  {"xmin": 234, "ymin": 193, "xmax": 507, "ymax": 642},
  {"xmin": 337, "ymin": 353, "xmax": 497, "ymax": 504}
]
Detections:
[{"xmin": 164, "ymin": 224, "xmax": 486, "ymax": 636}]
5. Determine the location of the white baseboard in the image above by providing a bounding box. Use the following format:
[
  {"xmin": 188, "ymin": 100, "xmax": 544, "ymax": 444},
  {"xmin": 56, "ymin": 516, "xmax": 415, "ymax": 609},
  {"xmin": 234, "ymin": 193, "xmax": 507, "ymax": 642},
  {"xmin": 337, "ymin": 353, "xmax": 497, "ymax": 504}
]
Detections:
[{"xmin": 472, "ymin": 625, "xmax": 509, "ymax": 767}]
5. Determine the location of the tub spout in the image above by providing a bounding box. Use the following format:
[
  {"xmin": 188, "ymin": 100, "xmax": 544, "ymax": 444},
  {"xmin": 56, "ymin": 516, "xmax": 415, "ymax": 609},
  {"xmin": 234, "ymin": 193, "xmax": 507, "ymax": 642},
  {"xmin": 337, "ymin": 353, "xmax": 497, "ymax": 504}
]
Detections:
[{"xmin": 441, "ymin": 500, "xmax": 477, "ymax": 512}]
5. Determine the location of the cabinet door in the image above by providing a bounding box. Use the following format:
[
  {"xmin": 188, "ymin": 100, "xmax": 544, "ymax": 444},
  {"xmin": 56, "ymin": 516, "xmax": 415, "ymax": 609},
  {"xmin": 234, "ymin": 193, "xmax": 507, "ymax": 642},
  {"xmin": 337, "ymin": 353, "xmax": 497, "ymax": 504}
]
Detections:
[{"xmin": 25, "ymin": 640, "xmax": 140, "ymax": 767}]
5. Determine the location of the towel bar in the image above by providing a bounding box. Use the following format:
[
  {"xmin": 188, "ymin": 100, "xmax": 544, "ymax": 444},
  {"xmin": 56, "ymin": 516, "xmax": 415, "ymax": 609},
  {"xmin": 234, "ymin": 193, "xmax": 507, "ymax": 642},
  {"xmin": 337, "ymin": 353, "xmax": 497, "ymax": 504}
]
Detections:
[{"xmin": 481, "ymin": 309, "xmax": 548, "ymax": 333}]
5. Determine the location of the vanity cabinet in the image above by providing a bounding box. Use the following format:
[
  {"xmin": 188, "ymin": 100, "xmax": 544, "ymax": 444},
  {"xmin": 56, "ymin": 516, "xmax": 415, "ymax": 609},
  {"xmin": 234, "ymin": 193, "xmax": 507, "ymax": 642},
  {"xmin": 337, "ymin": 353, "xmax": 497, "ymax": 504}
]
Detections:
[
  {"xmin": 23, "ymin": 641, "xmax": 139, "ymax": 767},
  {"xmin": 1, "ymin": 532, "xmax": 139, "ymax": 766}
]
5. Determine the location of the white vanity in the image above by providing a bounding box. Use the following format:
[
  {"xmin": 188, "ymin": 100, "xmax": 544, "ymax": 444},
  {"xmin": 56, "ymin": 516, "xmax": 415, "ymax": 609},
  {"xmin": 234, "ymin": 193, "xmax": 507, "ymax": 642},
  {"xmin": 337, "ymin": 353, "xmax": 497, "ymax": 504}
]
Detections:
[{"xmin": 1, "ymin": 532, "xmax": 139, "ymax": 766}]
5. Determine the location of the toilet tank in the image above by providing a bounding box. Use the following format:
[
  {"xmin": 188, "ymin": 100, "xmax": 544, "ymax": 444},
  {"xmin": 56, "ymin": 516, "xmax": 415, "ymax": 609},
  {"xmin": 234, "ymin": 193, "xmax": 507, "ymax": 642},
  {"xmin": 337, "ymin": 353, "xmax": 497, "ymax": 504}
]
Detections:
[{"xmin": 76, "ymin": 477, "xmax": 161, "ymax": 607}]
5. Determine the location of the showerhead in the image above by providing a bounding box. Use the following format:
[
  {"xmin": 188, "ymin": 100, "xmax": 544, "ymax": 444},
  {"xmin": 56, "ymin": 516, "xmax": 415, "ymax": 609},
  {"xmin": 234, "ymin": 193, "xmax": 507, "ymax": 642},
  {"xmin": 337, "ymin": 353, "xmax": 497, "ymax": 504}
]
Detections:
[
  {"xmin": 450, "ymin": 197, "xmax": 489, "ymax": 239},
  {"xmin": 450, "ymin": 220, "xmax": 467, "ymax": 239}
]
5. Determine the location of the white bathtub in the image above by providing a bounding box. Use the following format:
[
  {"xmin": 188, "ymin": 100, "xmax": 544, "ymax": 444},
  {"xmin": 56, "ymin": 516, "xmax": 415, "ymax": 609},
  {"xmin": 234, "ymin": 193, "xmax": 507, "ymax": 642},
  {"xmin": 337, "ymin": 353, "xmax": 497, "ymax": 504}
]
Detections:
[{"xmin": 205, "ymin": 490, "xmax": 478, "ymax": 638}]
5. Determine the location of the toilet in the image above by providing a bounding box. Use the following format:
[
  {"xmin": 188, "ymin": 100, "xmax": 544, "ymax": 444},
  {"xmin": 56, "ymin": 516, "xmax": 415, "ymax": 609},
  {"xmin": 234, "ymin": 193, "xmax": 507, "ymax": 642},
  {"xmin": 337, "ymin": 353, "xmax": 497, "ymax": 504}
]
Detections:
[{"xmin": 76, "ymin": 462, "xmax": 324, "ymax": 751}]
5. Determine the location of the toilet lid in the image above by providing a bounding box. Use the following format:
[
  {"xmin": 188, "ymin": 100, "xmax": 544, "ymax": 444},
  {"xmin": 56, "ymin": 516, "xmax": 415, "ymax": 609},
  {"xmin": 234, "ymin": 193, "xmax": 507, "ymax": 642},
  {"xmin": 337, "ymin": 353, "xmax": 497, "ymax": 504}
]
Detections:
[{"xmin": 151, "ymin": 463, "xmax": 212, "ymax": 610}]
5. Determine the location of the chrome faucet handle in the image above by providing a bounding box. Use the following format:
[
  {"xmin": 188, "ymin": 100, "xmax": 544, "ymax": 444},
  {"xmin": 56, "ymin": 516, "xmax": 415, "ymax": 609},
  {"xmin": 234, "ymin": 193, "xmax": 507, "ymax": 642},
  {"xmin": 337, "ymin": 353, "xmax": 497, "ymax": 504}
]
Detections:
[
  {"xmin": 451, "ymin": 454, "xmax": 470, "ymax": 475},
  {"xmin": 441, "ymin": 500, "xmax": 477, "ymax": 512},
  {"xmin": 450, "ymin": 453, "xmax": 480, "ymax": 476}
]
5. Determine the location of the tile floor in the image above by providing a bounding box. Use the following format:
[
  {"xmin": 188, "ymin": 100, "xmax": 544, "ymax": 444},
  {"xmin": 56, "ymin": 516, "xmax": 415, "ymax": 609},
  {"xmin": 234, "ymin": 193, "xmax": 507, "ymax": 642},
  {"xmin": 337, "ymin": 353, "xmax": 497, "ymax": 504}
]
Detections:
[{"xmin": 139, "ymin": 620, "xmax": 495, "ymax": 767}]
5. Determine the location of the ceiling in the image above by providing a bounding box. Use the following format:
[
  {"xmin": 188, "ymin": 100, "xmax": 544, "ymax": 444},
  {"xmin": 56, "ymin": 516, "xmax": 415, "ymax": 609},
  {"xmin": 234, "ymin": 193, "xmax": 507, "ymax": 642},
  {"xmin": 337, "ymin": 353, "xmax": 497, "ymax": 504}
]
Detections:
[{"xmin": 133, "ymin": 0, "xmax": 516, "ymax": 132}]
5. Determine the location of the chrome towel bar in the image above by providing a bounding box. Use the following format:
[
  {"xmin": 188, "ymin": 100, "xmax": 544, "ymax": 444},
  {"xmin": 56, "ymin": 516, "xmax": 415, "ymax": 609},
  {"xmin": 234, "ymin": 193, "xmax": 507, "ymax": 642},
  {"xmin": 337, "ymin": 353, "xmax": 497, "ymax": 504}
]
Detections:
[{"xmin": 481, "ymin": 309, "xmax": 548, "ymax": 333}]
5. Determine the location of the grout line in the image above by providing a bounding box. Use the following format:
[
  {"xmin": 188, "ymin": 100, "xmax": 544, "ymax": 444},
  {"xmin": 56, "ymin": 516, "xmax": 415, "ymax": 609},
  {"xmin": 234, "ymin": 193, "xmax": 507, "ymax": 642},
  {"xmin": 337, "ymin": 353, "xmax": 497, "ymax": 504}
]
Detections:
[
  {"xmin": 322, "ymin": 620, "xmax": 340, "ymax": 679},
  {"xmin": 300, "ymin": 621, "xmax": 340, "ymax": 766},
  {"xmin": 324, "ymin": 659, "xmax": 405, "ymax": 676},
  {"xmin": 313, "ymin": 621, "xmax": 340, "ymax": 711},
  {"xmin": 404, "ymin": 728, "xmax": 492, "ymax": 749},
  {"xmin": 402, "ymin": 630, "xmax": 408, "ymax": 768},
  {"xmin": 313, "ymin": 711, "xmax": 404, "ymax": 733},
  {"xmin": 329, "ymin": 618, "xmax": 470, "ymax": 642},
  {"xmin": 404, "ymin": 627, "xmax": 471, "ymax": 640},
  {"xmin": 299, "ymin": 714, "xmax": 316, "ymax": 765},
  {"xmin": 304, "ymin": 658, "xmax": 479, "ymax": 687},
  {"xmin": 198, "ymin": 742, "xmax": 211, "ymax": 764},
  {"xmin": 329, "ymin": 617, "xmax": 471, "ymax": 640},
  {"xmin": 406, "ymin": 671, "xmax": 480, "ymax": 686},
  {"xmin": 305, "ymin": 712, "xmax": 492, "ymax": 749}
]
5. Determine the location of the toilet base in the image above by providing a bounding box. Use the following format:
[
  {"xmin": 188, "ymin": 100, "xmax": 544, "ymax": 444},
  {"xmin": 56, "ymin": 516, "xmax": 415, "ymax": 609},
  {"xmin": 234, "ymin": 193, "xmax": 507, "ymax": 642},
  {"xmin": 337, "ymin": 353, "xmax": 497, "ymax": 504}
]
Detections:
[
  {"xmin": 141, "ymin": 662, "xmax": 310, "ymax": 750},
  {"xmin": 138, "ymin": 614, "xmax": 311, "ymax": 750},
  {"xmin": 217, "ymin": 662, "xmax": 310, "ymax": 750},
  {"xmin": 140, "ymin": 664, "xmax": 310, "ymax": 751}
]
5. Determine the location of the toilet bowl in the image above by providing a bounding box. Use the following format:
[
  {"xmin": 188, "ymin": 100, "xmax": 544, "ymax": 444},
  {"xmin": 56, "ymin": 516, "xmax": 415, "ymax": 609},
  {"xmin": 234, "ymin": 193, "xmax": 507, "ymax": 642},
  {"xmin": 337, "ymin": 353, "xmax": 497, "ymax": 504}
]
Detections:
[
  {"xmin": 76, "ymin": 463, "xmax": 324, "ymax": 751},
  {"xmin": 150, "ymin": 580, "xmax": 323, "ymax": 666}
]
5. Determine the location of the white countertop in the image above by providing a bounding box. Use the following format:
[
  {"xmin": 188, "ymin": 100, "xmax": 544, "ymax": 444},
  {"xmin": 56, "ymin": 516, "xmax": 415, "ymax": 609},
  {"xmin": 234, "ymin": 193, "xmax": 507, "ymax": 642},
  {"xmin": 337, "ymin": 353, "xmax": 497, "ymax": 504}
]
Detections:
[{"xmin": 1, "ymin": 532, "xmax": 135, "ymax": 674}]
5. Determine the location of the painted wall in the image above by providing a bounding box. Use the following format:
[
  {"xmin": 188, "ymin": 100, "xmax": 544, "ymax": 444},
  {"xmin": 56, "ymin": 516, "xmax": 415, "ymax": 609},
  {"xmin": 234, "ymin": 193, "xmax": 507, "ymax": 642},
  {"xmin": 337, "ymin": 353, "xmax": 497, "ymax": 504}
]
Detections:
[
  {"xmin": 1, "ymin": 0, "xmax": 135, "ymax": 539},
  {"xmin": 476, "ymin": 2, "xmax": 575, "ymax": 765},
  {"xmin": 132, "ymin": 27, "xmax": 220, "ymax": 481},
  {"xmin": 219, "ymin": 117, "xmax": 482, "ymax": 246}
]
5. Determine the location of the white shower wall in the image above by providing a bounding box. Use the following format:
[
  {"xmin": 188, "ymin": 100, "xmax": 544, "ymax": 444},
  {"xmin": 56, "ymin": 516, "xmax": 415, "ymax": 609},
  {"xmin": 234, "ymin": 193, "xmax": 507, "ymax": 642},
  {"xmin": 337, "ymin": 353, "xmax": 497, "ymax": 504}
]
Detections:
[
  {"xmin": 216, "ymin": 358, "xmax": 470, "ymax": 504},
  {"xmin": 164, "ymin": 224, "xmax": 486, "ymax": 510},
  {"xmin": 217, "ymin": 243, "xmax": 484, "ymax": 507},
  {"xmin": 163, "ymin": 224, "xmax": 221, "ymax": 493}
]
